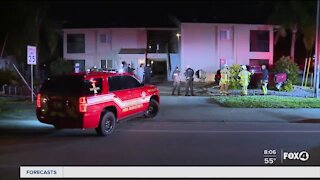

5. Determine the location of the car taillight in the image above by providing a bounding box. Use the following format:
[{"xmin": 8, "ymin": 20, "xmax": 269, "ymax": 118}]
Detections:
[
  {"xmin": 36, "ymin": 94, "xmax": 41, "ymax": 108},
  {"xmin": 79, "ymin": 97, "xmax": 87, "ymax": 112}
]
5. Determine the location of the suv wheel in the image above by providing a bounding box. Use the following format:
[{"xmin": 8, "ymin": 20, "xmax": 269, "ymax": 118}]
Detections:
[
  {"xmin": 96, "ymin": 111, "xmax": 116, "ymax": 136},
  {"xmin": 144, "ymin": 99, "xmax": 159, "ymax": 118}
]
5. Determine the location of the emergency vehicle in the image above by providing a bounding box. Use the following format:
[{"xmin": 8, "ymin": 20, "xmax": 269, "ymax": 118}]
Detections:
[{"xmin": 36, "ymin": 72, "xmax": 160, "ymax": 136}]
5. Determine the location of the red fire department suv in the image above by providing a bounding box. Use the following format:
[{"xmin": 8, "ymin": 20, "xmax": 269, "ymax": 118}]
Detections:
[{"xmin": 36, "ymin": 72, "xmax": 160, "ymax": 136}]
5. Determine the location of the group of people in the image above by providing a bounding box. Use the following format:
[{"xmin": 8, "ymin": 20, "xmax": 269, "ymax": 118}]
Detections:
[
  {"xmin": 217, "ymin": 64, "xmax": 269, "ymax": 96},
  {"xmin": 119, "ymin": 61, "xmax": 152, "ymax": 84},
  {"xmin": 171, "ymin": 65, "xmax": 195, "ymax": 96},
  {"xmin": 121, "ymin": 61, "xmax": 269, "ymax": 96}
]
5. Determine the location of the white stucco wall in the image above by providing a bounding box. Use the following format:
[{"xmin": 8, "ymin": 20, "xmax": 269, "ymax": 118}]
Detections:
[
  {"xmin": 234, "ymin": 25, "xmax": 274, "ymax": 66},
  {"xmin": 180, "ymin": 23, "xmax": 274, "ymax": 74},
  {"xmin": 63, "ymin": 24, "xmax": 274, "ymax": 76},
  {"xmin": 63, "ymin": 28, "xmax": 147, "ymax": 70},
  {"xmin": 180, "ymin": 23, "xmax": 217, "ymax": 74},
  {"xmin": 63, "ymin": 29, "xmax": 98, "ymax": 69}
]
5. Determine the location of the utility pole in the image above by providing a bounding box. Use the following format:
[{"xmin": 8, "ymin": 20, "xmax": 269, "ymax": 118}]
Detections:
[{"xmin": 314, "ymin": 0, "xmax": 320, "ymax": 98}]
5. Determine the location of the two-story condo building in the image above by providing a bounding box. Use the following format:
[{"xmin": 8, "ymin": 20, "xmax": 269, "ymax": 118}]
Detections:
[{"xmin": 63, "ymin": 23, "xmax": 275, "ymax": 81}]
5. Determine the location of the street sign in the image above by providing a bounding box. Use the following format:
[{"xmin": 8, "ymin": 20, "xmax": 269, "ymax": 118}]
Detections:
[
  {"xmin": 27, "ymin": 45, "xmax": 36, "ymax": 102},
  {"xmin": 27, "ymin": 45, "xmax": 37, "ymax": 65}
]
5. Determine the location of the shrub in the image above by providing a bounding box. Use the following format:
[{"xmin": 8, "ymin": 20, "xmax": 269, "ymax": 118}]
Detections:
[
  {"xmin": 228, "ymin": 64, "xmax": 242, "ymax": 89},
  {"xmin": 281, "ymin": 80, "xmax": 294, "ymax": 92},
  {"xmin": 49, "ymin": 57, "xmax": 73, "ymax": 76},
  {"xmin": 274, "ymin": 56, "xmax": 299, "ymax": 84},
  {"xmin": 0, "ymin": 69, "xmax": 18, "ymax": 86}
]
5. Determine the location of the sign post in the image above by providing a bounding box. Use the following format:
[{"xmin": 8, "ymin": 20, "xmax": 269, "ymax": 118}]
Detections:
[
  {"xmin": 314, "ymin": 0, "xmax": 320, "ymax": 97},
  {"xmin": 27, "ymin": 45, "xmax": 37, "ymax": 102}
]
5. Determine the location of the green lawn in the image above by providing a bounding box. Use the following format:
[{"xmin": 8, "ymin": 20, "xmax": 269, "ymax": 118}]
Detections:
[
  {"xmin": 0, "ymin": 97, "xmax": 34, "ymax": 118},
  {"xmin": 210, "ymin": 96, "xmax": 320, "ymax": 108}
]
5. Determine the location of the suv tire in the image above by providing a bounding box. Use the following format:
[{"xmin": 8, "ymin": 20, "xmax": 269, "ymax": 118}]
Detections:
[
  {"xmin": 96, "ymin": 111, "xmax": 116, "ymax": 136},
  {"xmin": 144, "ymin": 99, "xmax": 159, "ymax": 118}
]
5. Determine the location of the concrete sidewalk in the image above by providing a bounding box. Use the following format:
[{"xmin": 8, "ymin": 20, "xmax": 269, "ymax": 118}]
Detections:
[{"xmin": 156, "ymin": 81, "xmax": 211, "ymax": 96}]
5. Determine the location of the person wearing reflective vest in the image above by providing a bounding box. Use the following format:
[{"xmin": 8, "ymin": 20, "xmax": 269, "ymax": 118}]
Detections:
[
  {"xmin": 238, "ymin": 65, "xmax": 252, "ymax": 96},
  {"xmin": 172, "ymin": 66, "xmax": 181, "ymax": 96},
  {"xmin": 220, "ymin": 64, "xmax": 231, "ymax": 95},
  {"xmin": 261, "ymin": 65, "xmax": 269, "ymax": 95}
]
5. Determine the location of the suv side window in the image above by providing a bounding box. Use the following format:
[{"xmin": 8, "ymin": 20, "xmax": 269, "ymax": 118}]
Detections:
[
  {"xmin": 108, "ymin": 75, "xmax": 142, "ymax": 92},
  {"xmin": 108, "ymin": 76, "xmax": 123, "ymax": 92},
  {"xmin": 83, "ymin": 78, "xmax": 103, "ymax": 95},
  {"xmin": 123, "ymin": 76, "xmax": 141, "ymax": 89}
]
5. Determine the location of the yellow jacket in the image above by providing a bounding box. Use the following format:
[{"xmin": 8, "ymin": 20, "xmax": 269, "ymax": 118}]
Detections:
[
  {"xmin": 220, "ymin": 68, "xmax": 231, "ymax": 84},
  {"xmin": 238, "ymin": 70, "xmax": 251, "ymax": 86}
]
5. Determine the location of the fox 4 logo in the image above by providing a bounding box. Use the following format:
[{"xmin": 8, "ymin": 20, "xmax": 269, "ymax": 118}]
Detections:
[{"xmin": 283, "ymin": 151, "xmax": 309, "ymax": 162}]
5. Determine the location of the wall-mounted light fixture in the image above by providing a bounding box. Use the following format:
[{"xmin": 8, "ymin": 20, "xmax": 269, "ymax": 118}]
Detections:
[{"xmin": 176, "ymin": 33, "xmax": 181, "ymax": 40}]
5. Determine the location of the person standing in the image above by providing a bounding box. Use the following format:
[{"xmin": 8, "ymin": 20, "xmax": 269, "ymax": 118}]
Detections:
[
  {"xmin": 144, "ymin": 64, "xmax": 152, "ymax": 84},
  {"xmin": 121, "ymin": 61, "xmax": 128, "ymax": 72},
  {"xmin": 172, "ymin": 66, "xmax": 181, "ymax": 96},
  {"xmin": 215, "ymin": 69, "xmax": 221, "ymax": 86},
  {"xmin": 118, "ymin": 62, "xmax": 125, "ymax": 73},
  {"xmin": 128, "ymin": 64, "xmax": 135, "ymax": 74},
  {"xmin": 127, "ymin": 64, "xmax": 132, "ymax": 73},
  {"xmin": 184, "ymin": 65, "xmax": 195, "ymax": 96},
  {"xmin": 238, "ymin": 65, "xmax": 252, "ymax": 96},
  {"xmin": 220, "ymin": 65, "xmax": 231, "ymax": 95},
  {"xmin": 261, "ymin": 65, "xmax": 269, "ymax": 95},
  {"xmin": 136, "ymin": 63, "xmax": 145, "ymax": 82}
]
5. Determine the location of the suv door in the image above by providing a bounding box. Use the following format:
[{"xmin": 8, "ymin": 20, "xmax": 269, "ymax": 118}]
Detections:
[
  {"xmin": 107, "ymin": 76, "xmax": 133, "ymax": 118},
  {"xmin": 122, "ymin": 75, "xmax": 146, "ymax": 114}
]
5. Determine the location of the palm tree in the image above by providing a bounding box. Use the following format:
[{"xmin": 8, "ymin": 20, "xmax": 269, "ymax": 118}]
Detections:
[
  {"xmin": 301, "ymin": 1, "xmax": 316, "ymax": 59},
  {"xmin": 301, "ymin": 17, "xmax": 316, "ymax": 59},
  {"xmin": 269, "ymin": 0, "xmax": 314, "ymax": 62},
  {"xmin": 4, "ymin": 2, "xmax": 60, "ymax": 81}
]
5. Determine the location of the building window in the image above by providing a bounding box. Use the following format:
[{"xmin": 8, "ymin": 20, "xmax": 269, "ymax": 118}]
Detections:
[
  {"xmin": 100, "ymin": 34, "xmax": 106, "ymax": 43},
  {"xmin": 220, "ymin": 30, "xmax": 231, "ymax": 40},
  {"xmin": 101, "ymin": 32, "xmax": 112, "ymax": 43},
  {"xmin": 101, "ymin": 60, "xmax": 106, "ymax": 69},
  {"xmin": 107, "ymin": 60, "xmax": 113, "ymax": 69},
  {"xmin": 101, "ymin": 59, "xmax": 113, "ymax": 69},
  {"xmin": 250, "ymin": 30, "xmax": 270, "ymax": 52},
  {"xmin": 67, "ymin": 34, "xmax": 85, "ymax": 53}
]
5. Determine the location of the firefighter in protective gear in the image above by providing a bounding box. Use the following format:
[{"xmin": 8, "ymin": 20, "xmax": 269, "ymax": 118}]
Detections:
[
  {"xmin": 261, "ymin": 65, "xmax": 269, "ymax": 95},
  {"xmin": 172, "ymin": 66, "xmax": 181, "ymax": 96},
  {"xmin": 238, "ymin": 65, "xmax": 252, "ymax": 96},
  {"xmin": 219, "ymin": 65, "xmax": 231, "ymax": 95}
]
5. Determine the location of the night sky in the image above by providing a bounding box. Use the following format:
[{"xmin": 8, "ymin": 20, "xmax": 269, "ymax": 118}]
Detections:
[
  {"xmin": 47, "ymin": 0, "xmax": 277, "ymax": 28},
  {"xmin": 45, "ymin": 0, "xmax": 304, "ymax": 62},
  {"xmin": 0, "ymin": 0, "xmax": 314, "ymax": 64}
]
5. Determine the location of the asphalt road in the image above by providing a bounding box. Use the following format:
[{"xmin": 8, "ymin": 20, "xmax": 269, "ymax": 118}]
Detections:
[{"xmin": 0, "ymin": 96, "xmax": 320, "ymax": 179}]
